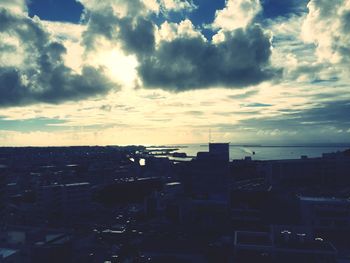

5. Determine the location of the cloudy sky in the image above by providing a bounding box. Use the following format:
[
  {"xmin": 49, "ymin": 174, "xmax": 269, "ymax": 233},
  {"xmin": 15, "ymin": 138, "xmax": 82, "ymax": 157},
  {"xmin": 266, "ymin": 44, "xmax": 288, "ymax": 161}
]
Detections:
[{"xmin": 0, "ymin": 0, "xmax": 349, "ymax": 146}]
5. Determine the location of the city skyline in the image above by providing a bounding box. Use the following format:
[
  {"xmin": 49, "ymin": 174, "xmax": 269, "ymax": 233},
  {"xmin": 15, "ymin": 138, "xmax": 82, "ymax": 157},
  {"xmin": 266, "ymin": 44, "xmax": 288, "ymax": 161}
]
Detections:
[{"xmin": 0, "ymin": 0, "xmax": 350, "ymax": 146}]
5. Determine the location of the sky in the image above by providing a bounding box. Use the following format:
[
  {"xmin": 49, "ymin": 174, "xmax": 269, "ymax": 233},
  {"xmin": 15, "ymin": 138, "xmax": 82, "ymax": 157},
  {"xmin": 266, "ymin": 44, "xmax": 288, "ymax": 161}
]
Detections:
[{"xmin": 0, "ymin": 0, "xmax": 349, "ymax": 146}]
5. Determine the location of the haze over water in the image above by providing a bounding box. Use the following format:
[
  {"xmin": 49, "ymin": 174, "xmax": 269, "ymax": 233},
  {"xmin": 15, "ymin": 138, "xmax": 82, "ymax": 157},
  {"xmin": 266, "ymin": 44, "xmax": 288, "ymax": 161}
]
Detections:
[{"xmin": 173, "ymin": 144, "xmax": 350, "ymax": 160}]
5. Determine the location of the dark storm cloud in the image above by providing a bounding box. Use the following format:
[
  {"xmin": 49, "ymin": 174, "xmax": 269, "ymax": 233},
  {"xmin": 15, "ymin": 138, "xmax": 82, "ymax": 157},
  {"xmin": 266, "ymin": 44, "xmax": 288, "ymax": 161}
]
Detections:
[
  {"xmin": 0, "ymin": 8, "xmax": 115, "ymax": 107},
  {"xmin": 239, "ymin": 101, "xmax": 350, "ymax": 131},
  {"xmin": 83, "ymin": 8, "xmax": 156, "ymax": 56},
  {"xmin": 300, "ymin": 101, "xmax": 350, "ymax": 125},
  {"xmin": 118, "ymin": 17, "xmax": 155, "ymax": 55},
  {"xmin": 82, "ymin": 9, "xmax": 120, "ymax": 50},
  {"xmin": 82, "ymin": 0, "xmax": 155, "ymax": 55},
  {"xmin": 139, "ymin": 25, "xmax": 281, "ymax": 91},
  {"xmin": 0, "ymin": 66, "xmax": 113, "ymax": 107},
  {"xmin": 200, "ymin": 102, "xmax": 350, "ymax": 141},
  {"xmin": 82, "ymin": 3, "xmax": 280, "ymax": 92}
]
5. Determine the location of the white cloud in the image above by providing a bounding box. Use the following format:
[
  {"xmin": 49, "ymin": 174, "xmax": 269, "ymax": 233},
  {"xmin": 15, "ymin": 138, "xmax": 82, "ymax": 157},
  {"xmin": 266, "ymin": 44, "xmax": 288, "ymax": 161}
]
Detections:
[
  {"xmin": 42, "ymin": 21, "xmax": 86, "ymax": 42},
  {"xmin": 0, "ymin": 0, "xmax": 27, "ymax": 14},
  {"xmin": 78, "ymin": 0, "xmax": 196, "ymax": 19},
  {"xmin": 77, "ymin": 0, "xmax": 147, "ymax": 18},
  {"xmin": 41, "ymin": 21, "xmax": 86, "ymax": 72},
  {"xmin": 212, "ymin": 0, "xmax": 262, "ymax": 31},
  {"xmin": 160, "ymin": 0, "xmax": 196, "ymax": 13},
  {"xmin": 142, "ymin": 0, "xmax": 160, "ymax": 13},
  {"xmin": 0, "ymin": 33, "xmax": 26, "ymax": 67},
  {"xmin": 301, "ymin": 0, "xmax": 350, "ymax": 64},
  {"xmin": 143, "ymin": 0, "xmax": 197, "ymax": 14},
  {"xmin": 156, "ymin": 19, "xmax": 204, "ymax": 43}
]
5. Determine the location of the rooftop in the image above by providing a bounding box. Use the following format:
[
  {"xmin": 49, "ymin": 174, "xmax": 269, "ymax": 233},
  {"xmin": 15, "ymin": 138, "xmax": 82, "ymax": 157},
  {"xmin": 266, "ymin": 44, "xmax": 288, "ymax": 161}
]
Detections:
[
  {"xmin": 65, "ymin": 182, "xmax": 90, "ymax": 187},
  {"xmin": 298, "ymin": 196, "xmax": 350, "ymax": 204},
  {"xmin": 0, "ymin": 248, "xmax": 18, "ymax": 258},
  {"xmin": 235, "ymin": 230, "xmax": 337, "ymax": 253},
  {"xmin": 235, "ymin": 231, "xmax": 272, "ymax": 247}
]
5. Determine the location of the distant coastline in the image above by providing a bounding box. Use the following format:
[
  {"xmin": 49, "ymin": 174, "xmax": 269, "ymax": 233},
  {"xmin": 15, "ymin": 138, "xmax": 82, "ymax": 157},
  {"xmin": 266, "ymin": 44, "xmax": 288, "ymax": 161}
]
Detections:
[
  {"xmin": 146, "ymin": 143, "xmax": 350, "ymax": 161},
  {"xmin": 227, "ymin": 144, "xmax": 350, "ymax": 148}
]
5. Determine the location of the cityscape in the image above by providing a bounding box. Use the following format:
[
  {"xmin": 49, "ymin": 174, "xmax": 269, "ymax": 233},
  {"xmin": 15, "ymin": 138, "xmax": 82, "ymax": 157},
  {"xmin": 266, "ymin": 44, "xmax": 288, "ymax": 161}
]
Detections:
[{"xmin": 1, "ymin": 144, "xmax": 350, "ymax": 262}]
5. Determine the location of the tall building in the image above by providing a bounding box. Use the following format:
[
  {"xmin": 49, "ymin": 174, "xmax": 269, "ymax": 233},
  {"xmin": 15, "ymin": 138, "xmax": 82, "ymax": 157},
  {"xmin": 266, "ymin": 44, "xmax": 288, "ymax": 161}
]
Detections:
[
  {"xmin": 177, "ymin": 143, "xmax": 231, "ymax": 233},
  {"xmin": 209, "ymin": 143, "xmax": 230, "ymax": 162},
  {"xmin": 183, "ymin": 143, "xmax": 230, "ymax": 197},
  {"xmin": 0, "ymin": 166, "xmax": 7, "ymax": 226}
]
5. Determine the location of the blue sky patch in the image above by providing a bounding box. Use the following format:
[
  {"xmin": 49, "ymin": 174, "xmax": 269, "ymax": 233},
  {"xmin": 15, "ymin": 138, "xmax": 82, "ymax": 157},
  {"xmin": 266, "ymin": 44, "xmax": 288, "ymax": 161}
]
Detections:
[
  {"xmin": 0, "ymin": 117, "xmax": 67, "ymax": 132},
  {"xmin": 261, "ymin": 0, "xmax": 308, "ymax": 18},
  {"xmin": 28, "ymin": 0, "xmax": 84, "ymax": 23}
]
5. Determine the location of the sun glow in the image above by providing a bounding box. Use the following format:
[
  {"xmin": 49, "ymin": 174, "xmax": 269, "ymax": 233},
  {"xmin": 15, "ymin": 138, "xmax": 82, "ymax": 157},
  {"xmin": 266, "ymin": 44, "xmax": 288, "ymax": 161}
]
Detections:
[{"xmin": 94, "ymin": 48, "xmax": 139, "ymax": 87}]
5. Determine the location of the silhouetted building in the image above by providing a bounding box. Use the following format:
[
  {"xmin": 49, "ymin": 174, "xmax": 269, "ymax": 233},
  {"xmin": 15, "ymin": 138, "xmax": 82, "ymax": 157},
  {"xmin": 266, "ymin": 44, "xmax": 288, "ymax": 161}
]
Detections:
[
  {"xmin": 0, "ymin": 164, "xmax": 7, "ymax": 225},
  {"xmin": 230, "ymin": 179, "xmax": 273, "ymax": 230},
  {"xmin": 209, "ymin": 143, "xmax": 230, "ymax": 162},
  {"xmin": 181, "ymin": 143, "xmax": 230, "ymax": 197},
  {"xmin": 37, "ymin": 182, "xmax": 91, "ymax": 224},
  {"xmin": 299, "ymin": 196, "xmax": 350, "ymax": 230},
  {"xmin": 260, "ymin": 151, "xmax": 350, "ymax": 189}
]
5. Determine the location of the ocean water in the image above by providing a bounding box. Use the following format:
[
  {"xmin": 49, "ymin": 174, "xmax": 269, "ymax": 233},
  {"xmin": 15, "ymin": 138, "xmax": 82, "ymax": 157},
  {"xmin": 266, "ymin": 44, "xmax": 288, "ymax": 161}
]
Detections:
[{"xmin": 171, "ymin": 144, "xmax": 350, "ymax": 160}]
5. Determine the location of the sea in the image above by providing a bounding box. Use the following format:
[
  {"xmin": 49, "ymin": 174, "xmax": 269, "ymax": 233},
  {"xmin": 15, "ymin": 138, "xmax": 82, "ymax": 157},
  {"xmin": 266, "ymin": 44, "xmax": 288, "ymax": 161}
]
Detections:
[{"xmin": 163, "ymin": 144, "xmax": 350, "ymax": 161}]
